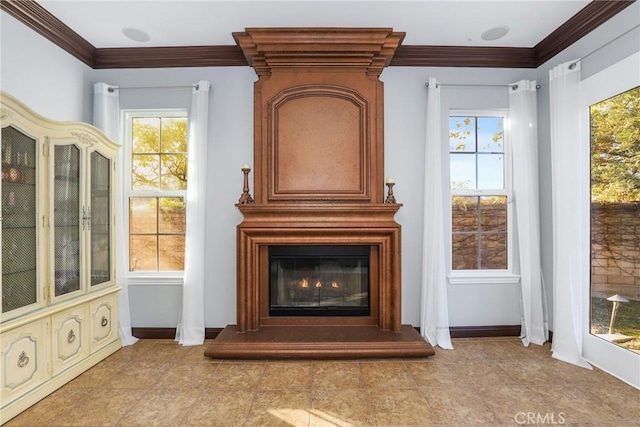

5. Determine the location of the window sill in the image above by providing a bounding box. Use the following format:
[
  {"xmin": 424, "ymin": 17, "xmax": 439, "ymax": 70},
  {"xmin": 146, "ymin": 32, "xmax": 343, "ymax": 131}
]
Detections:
[
  {"xmin": 127, "ymin": 273, "xmax": 184, "ymax": 286},
  {"xmin": 448, "ymin": 273, "xmax": 520, "ymax": 285}
]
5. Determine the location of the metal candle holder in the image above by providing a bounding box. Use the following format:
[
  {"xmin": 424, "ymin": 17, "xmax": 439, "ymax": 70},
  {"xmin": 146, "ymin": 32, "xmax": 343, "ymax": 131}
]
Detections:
[
  {"xmin": 238, "ymin": 165, "xmax": 254, "ymax": 204},
  {"xmin": 385, "ymin": 182, "xmax": 396, "ymax": 204}
]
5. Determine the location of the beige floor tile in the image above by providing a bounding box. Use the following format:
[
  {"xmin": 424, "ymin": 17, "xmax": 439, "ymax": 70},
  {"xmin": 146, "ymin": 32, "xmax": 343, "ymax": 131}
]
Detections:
[
  {"xmin": 360, "ymin": 361, "xmax": 416, "ymax": 388},
  {"xmin": 245, "ymin": 390, "xmax": 311, "ymax": 427},
  {"xmin": 422, "ymin": 385, "xmax": 499, "ymax": 425},
  {"xmin": 48, "ymin": 387, "xmax": 144, "ymax": 426},
  {"xmin": 90, "ymin": 361, "xmax": 171, "ymax": 389},
  {"xmin": 593, "ymin": 381, "xmax": 640, "ymax": 421},
  {"xmin": 528, "ymin": 385, "xmax": 626, "ymax": 424},
  {"xmin": 101, "ymin": 340, "xmax": 158, "ymax": 364},
  {"xmin": 179, "ymin": 390, "xmax": 255, "ymax": 427},
  {"xmin": 208, "ymin": 362, "xmax": 266, "ymax": 390},
  {"xmin": 310, "ymin": 389, "xmax": 375, "ymax": 426},
  {"xmin": 477, "ymin": 384, "xmax": 550, "ymax": 424},
  {"xmin": 154, "ymin": 362, "xmax": 219, "ymax": 389},
  {"xmin": 117, "ymin": 388, "xmax": 202, "ymax": 426},
  {"xmin": 311, "ymin": 361, "xmax": 364, "ymax": 389},
  {"xmin": 498, "ymin": 359, "xmax": 568, "ymax": 385},
  {"xmin": 3, "ymin": 387, "xmax": 87, "ymax": 426},
  {"xmin": 5, "ymin": 338, "xmax": 638, "ymax": 427},
  {"xmin": 134, "ymin": 341, "xmax": 191, "ymax": 363},
  {"xmin": 179, "ymin": 344, "xmax": 219, "ymax": 363},
  {"xmin": 258, "ymin": 362, "xmax": 313, "ymax": 390},
  {"xmin": 405, "ymin": 361, "xmax": 462, "ymax": 387},
  {"xmin": 367, "ymin": 388, "xmax": 438, "ymax": 426}
]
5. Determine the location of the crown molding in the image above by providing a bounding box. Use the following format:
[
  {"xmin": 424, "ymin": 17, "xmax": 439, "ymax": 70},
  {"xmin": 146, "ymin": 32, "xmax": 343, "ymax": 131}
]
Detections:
[
  {"xmin": 0, "ymin": 0, "xmax": 95, "ymax": 67},
  {"xmin": 1, "ymin": 0, "xmax": 635, "ymax": 69},
  {"xmin": 94, "ymin": 45, "xmax": 247, "ymax": 69},
  {"xmin": 392, "ymin": 45, "xmax": 536, "ymax": 68},
  {"xmin": 534, "ymin": 0, "xmax": 636, "ymax": 66}
]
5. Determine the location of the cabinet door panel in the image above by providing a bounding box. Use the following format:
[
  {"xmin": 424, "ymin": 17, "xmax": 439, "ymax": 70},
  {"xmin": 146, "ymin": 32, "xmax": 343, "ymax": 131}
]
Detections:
[
  {"xmin": 53, "ymin": 144, "xmax": 82, "ymax": 297},
  {"xmin": 89, "ymin": 151, "xmax": 112, "ymax": 287},
  {"xmin": 0, "ymin": 319, "xmax": 48, "ymax": 405},
  {"xmin": 89, "ymin": 294, "xmax": 118, "ymax": 352},
  {"xmin": 2, "ymin": 126, "xmax": 39, "ymax": 314},
  {"xmin": 52, "ymin": 305, "xmax": 88, "ymax": 375}
]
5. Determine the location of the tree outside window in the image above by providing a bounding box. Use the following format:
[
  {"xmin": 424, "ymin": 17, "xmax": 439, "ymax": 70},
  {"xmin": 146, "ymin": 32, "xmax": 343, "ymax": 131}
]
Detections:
[{"xmin": 127, "ymin": 115, "xmax": 187, "ymax": 272}]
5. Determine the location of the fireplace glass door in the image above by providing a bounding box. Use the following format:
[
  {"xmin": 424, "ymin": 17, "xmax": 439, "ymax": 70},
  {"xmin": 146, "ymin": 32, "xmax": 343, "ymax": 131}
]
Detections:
[{"xmin": 269, "ymin": 245, "xmax": 369, "ymax": 316}]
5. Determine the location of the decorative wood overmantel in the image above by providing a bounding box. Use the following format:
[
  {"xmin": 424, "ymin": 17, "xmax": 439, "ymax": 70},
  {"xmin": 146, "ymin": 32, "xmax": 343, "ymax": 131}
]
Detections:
[
  {"xmin": 232, "ymin": 28, "xmax": 405, "ymax": 77},
  {"xmin": 234, "ymin": 27, "xmax": 405, "ymax": 205}
]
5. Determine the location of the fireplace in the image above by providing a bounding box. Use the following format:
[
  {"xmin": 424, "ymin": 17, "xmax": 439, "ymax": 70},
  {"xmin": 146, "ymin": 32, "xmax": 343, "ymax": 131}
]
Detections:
[
  {"xmin": 269, "ymin": 245, "xmax": 370, "ymax": 317},
  {"xmin": 204, "ymin": 28, "xmax": 434, "ymax": 359}
]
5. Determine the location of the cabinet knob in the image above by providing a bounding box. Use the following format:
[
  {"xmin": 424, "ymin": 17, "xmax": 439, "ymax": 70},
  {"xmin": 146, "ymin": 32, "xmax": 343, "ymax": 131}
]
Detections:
[
  {"xmin": 17, "ymin": 351, "xmax": 30, "ymax": 368},
  {"xmin": 67, "ymin": 329, "xmax": 76, "ymax": 344},
  {"xmin": 101, "ymin": 316, "xmax": 108, "ymax": 327}
]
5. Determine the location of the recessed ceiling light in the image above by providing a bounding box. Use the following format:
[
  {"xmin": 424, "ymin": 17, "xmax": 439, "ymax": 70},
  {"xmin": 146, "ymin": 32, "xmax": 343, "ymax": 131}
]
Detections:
[
  {"xmin": 481, "ymin": 25, "xmax": 510, "ymax": 41},
  {"xmin": 122, "ymin": 27, "xmax": 151, "ymax": 43}
]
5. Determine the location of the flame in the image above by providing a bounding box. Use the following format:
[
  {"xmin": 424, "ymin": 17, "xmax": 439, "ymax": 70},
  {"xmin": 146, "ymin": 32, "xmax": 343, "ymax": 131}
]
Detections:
[
  {"xmin": 331, "ymin": 282, "xmax": 339, "ymax": 288},
  {"xmin": 315, "ymin": 281, "xmax": 322, "ymax": 288},
  {"xmin": 299, "ymin": 278, "xmax": 309, "ymax": 288}
]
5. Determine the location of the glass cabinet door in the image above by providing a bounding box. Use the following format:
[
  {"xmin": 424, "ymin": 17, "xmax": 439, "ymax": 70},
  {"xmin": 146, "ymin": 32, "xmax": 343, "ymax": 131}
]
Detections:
[
  {"xmin": 53, "ymin": 145, "xmax": 81, "ymax": 297},
  {"xmin": 90, "ymin": 151, "xmax": 111, "ymax": 286},
  {"xmin": 2, "ymin": 126, "xmax": 38, "ymax": 313}
]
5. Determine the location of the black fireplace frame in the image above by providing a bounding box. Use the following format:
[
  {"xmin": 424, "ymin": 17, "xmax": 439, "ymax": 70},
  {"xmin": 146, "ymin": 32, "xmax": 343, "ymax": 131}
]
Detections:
[{"xmin": 268, "ymin": 245, "xmax": 370, "ymax": 317}]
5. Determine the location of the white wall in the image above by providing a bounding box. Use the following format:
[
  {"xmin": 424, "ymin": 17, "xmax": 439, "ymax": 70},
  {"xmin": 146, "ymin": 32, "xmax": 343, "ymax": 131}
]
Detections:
[
  {"xmin": 383, "ymin": 67, "xmax": 536, "ymax": 326},
  {"xmin": 535, "ymin": 2, "xmax": 640, "ymax": 330},
  {"xmin": 0, "ymin": 12, "xmax": 94, "ymax": 123},
  {"xmin": 3, "ymin": 3, "xmax": 638, "ymax": 330},
  {"xmin": 93, "ymin": 67, "xmax": 256, "ymax": 327}
]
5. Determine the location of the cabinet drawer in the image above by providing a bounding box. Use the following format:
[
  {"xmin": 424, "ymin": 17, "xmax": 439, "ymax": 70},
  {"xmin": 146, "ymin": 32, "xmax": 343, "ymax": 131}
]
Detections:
[
  {"xmin": 51, "ymin": 305, "xmax": 89, "ymax": 375},
  {"xmin": 0, "ymin": 319, "xmax": 49, "ymax": 407},
  {"xmin": 89, "ymin": 294, "xmax": 118, "ymax": 352}
]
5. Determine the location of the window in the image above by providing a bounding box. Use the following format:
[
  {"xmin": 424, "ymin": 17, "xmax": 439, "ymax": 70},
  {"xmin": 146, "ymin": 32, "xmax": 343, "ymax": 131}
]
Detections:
[
  {"xmin": 589, "ymin": 85, "xmax": 640, "ymax": 352},
  {"xmin": 449, "ymin": 112, "xmax": 511, "ymax": 272},
  {"xmin": 124, "ymin": 111, "xmax": 188, "ymax": 273}
]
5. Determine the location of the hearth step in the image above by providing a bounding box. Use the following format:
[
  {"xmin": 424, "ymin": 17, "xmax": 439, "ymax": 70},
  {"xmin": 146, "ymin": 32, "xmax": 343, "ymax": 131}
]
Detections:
[{"xmin": 204, "ymin": 325, "xmax": 435, "ymax": 359}]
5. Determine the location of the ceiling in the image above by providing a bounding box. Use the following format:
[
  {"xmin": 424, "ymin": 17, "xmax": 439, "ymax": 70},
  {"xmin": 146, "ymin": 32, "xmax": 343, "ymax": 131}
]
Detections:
[{"xmin": 37, "ymin": 0, "xmax": 590, "ymax": 48}]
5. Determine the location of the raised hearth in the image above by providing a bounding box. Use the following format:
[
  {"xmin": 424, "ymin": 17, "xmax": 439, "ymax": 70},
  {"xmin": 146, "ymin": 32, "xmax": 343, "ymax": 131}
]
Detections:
[{"xmin": 204, "ymin": 325, "xmax": 434, "ymax": 359}]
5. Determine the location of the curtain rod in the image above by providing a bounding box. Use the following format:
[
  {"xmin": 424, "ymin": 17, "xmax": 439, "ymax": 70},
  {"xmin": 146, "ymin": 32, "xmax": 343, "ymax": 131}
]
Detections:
[
  {"xmin": 107, "ymin": 84, "xmax": 198, "ymax": 93},
  {"xmin": 569, "ymin": 23, "xmax": 639, "ymax": 70},
  {"xmin": 424, "ymin": 82, "xmax": 540, "ymax": 90}
]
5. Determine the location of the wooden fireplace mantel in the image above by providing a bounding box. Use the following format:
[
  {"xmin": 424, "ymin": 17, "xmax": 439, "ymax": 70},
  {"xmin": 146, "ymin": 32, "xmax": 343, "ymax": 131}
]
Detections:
[
  {"xmin": 236, "ymin": 203, "xmax": 402, "ymax": 333},
  {"xmin": 205, "ymin": 27, "xmax": 434, "ymax": 359}
]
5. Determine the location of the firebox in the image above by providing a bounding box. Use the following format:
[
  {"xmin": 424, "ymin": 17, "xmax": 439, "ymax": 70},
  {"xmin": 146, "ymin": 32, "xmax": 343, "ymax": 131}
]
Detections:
[{"xmin": 269, "ymin": 245, "xmax": 370, "ymax": 316}]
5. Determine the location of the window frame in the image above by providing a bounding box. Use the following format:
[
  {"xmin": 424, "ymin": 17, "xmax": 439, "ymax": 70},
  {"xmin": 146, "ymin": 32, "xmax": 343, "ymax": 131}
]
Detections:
[
  {"xmin": 447, "ymin": 109, "xmax": 517, "ymax": 284},
  {"xmin": 122, "ymin": 109, "xmax": 188, "ymax": 285}
]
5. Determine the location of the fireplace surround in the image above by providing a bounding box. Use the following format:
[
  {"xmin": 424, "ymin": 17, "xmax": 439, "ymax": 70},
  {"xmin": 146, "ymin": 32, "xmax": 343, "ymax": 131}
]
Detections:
[{"xmin": 205, "ymin": 27, "xmax": 434, "ymax": 359}]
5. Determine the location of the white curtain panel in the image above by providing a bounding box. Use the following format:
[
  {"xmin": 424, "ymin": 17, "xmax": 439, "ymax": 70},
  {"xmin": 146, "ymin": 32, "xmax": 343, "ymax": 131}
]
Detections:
[
  {"xmin": 93, "ymin": 83, "xmax": 138, "ymax": 346},
  {"xmin": 548, "ymin": 62, "xmax": 591, "ymax": 368},
  {"xmin": 508, "ymin": 80, "xmax": 548, "ymax": 347},
  {"xmin": 420, "ymin": 77, "xmax": 453, "ymax": 349},
  {"xmin": 176, "ymin": 80, "xmax": 211, "ymax": 346}
]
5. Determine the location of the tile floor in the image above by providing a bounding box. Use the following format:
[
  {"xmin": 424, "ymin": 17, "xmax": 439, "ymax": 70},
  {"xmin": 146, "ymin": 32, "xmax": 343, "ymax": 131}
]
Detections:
[{"xmin": 4, "ymin": 337, "xmax": 640, "ymax": 427}]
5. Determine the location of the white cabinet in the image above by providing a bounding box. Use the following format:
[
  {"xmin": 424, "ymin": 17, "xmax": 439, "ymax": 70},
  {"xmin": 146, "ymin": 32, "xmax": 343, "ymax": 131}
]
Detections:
[{"xmin": 1, "ymin": 92, "xmax": 122, "ymax": 422}]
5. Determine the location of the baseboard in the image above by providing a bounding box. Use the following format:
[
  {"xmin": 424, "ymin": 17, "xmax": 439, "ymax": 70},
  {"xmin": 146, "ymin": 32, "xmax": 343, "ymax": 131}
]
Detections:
[
  {"xmin": 133, "ymin": 325, "xmax": 540, "ymax": 341},
  {"xmin": 449, "ymin": 325, "xmax": 521, "ymax": 338},
  {"xmin": 131, "ymin": 327, "xmax": 223, "ymax": 340}
]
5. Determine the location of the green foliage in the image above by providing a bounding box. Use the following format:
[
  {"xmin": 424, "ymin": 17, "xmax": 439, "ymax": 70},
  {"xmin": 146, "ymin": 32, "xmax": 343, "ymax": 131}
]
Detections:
[
  {"xmin": 131, "ymin": 117, "xmax": 188, "ymax": 190},
  {"xmin": 591, "ymin": 86, "xmax": 640, "ymax": 203}
]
